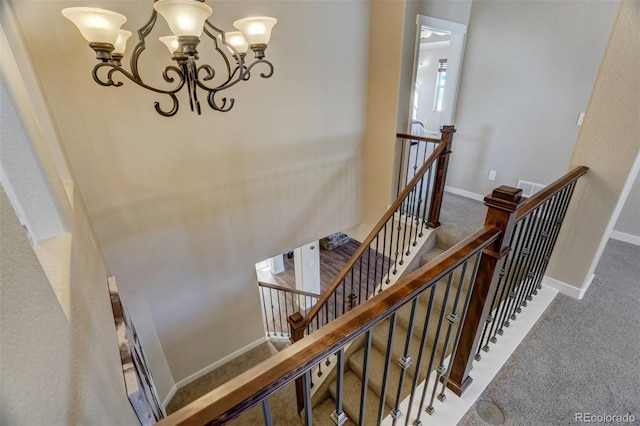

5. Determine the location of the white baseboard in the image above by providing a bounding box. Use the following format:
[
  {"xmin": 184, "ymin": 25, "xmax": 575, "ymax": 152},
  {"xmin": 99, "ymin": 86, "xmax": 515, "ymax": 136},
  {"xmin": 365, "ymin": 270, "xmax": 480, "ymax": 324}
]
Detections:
[
  {"xmin": 171, "ymin": 336, "xmax": 267, "ymax": 397},
  {"xmin": 610, "ymin": 230, "xmax": 640, "ymax": 246},
  {"xmin": 162, "ymin": 384, "xmax": 178, "ymax": 410},
  {"xmin": 445, "ymin": 186, "xmax": 484, "ymax": 202},
  {"xmin": 542, "ymin": 274, "xmax": 594, "ymax": 300}
]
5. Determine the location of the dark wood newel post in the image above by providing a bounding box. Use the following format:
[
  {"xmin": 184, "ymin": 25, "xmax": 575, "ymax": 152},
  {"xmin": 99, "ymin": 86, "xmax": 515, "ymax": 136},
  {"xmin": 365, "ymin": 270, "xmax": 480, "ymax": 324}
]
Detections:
[
  {"xmin": 287, "ymin": 312, "xmax": 306, "ymax": 415},
  {"xmin": 447, "ymin": 185, "xmax": 525, "ymax": 396},
  {"xmin": 427, "ymin": 125, "xmax": 456, "ymax": 228}
]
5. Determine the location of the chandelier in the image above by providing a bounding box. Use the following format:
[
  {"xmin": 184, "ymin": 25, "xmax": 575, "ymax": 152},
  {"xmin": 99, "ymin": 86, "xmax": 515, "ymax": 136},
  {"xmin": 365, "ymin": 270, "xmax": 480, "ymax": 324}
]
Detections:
[{"xmin": 62, "ymin": 0, "xmax": 277, "ymax": 116}]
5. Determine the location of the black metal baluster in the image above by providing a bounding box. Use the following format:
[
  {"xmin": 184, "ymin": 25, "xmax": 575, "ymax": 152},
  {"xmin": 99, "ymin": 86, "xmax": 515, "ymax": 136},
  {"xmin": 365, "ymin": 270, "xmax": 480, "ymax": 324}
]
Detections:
[
  {"xmin": 341, "ymin": 280, "xmax": 346, "ymax": 317},
  {"xmin": 392, "ymin": 298, "xmax": 418, "ymax": 424},
  {"xmin": 522, "ymin": 197, "xmax": 558, "ymax": 302},
  {"xmin": 509, "ymin": 202, "xmax": 549, "ymax": 321},
  {"xmin": 405, "ymin": 186, "xmax": 418, "ymax": 256},
  {"xmin": 413, "ymin": 174, "xmax": 426, "ymax": 245},
  {"xmin": 262, "ymin": 398, "xmax": 273, "ymax": 426},
  {"xmin": 399, "ymin": 188, "xmax": 414, "ymax": 266},
  {"xmin": 396, "ymin": 137, "xmax": 407, "ymax": 198},
  {"xmin": 418, "ymin": 272, "xmax": 455, "ymax": 418},
  {"xmin": 302, "ymin": 370, "xmax": 313, "ymax": 425},
  {"xmin": 393, "ymin": 202, "xmax": 403, "ymax": 275},
  {"xmin": 359, "ymin": 330, "xmax": 373, "ymax": 426},
  {"xmin": 325, "ymin": 302, "xmax": 330, "ymax": 327},
  {"xmin": 350, "ymin": 267, "xmax": 356, "ymax": 309},
  {"xmin": 366, "ymin": 246, "xmax": 372, "ymax": 298},
  {"xmin": 387, "ymin": 216, "xmax": 395, "ymax": 284},
  {"xmin": 428, "ymin": 260, "xmax": 468, "ymax": 412},
  {"xmin": 529, "ymin": 185, "xmax": 574, "ymax": 296},
  {"xmin": 404, "ymin": 285, "xmax": 436, "ymax": 426},
  {"xmin": 334, "ymin": 283, "xmax": 338, "ymax": 321},
  {"xmin": 260, "ymin": 286, "xmax": 270, "ymax": 337},
  {"xmin": 283, "ymin": 291, "xmax": 290, "ymax": 337},
  {"xmin": 276, "ymin": 288, "xmax": 284, "ymax": 336},
  {"xmin": 269, "ymin": 288, "xmax": 277, "ymax": 337},
  {"xmin": 331, "ymin": 348, "xmax": 348, "ymax": 425},
  {"xmin": 381, "ymin": 223, "xmax": 389, "ymax": 286},
  {"xmin": 495, "ymin": 213, "xmax": 535, "ymax": 336},
  {"xmin": 358, "ymin": 256, "xmax": 364, "ymax": 307},
  {"xmin": 378, "ymin": 313, "xmax": 397, "ymax": 424},
  {"xmin": 521, "ymin": 193, "xmax": 561, "ymax": 305},
  {"xmin": 483, "ymin": 218, "xmax": 525, "ymax": 347},
  {"xmin": 373, "ymin": 236, "xmax": 380, "ymax": 295}
]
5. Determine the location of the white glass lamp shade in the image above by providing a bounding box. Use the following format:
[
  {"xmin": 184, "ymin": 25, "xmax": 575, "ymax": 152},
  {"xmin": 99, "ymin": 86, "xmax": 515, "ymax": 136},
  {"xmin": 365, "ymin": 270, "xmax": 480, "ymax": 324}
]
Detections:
[
  {"xmin": 159, "ymin": 35, "xmax": 180, "ymax": 54},
  {"xmin": 233, "ymin": 16, "xmax": 277, "ymax": 46},
  {"xmin": 113, "ymin": 30, "xmax": 132, "ymax": 55},
  {"xmin": 62, "ymin": 7, "xmax": 127, "ymax": 45},
  {"xmin": 153, "ymin": 0, "xmax": 212, "ymax": 37},
  {"xmin": 220, "ymin": 31, "xmax": 248, "ymax": 55}
]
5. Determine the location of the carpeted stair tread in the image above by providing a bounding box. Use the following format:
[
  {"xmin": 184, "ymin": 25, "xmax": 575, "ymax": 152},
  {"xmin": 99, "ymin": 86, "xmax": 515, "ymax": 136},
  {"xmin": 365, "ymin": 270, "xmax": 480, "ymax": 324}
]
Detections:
[
  {"xmin": 329, "ymin": 370, "xmax": 392, "ymax": 426},
  {"xmin": 395, "ymin": 276, "xmax": 470, "ymax": 340},
  {"xmin": 348, "ymin": 345, "xmax": 426, "ymax": 409},
  {"xmin": 419, "ymin": 247, "xmax": 446, "ymax": 267}
]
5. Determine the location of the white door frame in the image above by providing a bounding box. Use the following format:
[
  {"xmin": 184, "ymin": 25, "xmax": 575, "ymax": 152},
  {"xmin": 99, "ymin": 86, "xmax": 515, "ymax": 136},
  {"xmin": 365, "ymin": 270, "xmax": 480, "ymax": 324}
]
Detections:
[{"xmin": 408, "ymin": 15, "xmax": 468, "ymax": 132}]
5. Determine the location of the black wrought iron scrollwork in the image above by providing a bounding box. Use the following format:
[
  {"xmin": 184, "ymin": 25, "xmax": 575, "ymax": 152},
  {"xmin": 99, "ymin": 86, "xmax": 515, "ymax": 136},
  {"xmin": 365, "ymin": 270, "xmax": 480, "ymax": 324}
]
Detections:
[{"xmin": 84, "ymin": 3, "xmax": 274, "ymax": 116}]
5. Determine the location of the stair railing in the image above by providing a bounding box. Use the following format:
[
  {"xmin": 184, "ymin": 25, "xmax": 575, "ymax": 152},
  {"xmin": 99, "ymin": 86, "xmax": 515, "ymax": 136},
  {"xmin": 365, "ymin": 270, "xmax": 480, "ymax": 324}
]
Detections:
[
  {"xmin": 258, "ymin": 282, "xmax": 320, "ymax": 339},
  {"xmin": 158, "ymin": 225, "xmax": 499, "ymax": 426},
  {"xmin": 447, "ymin": 165, "xmax": 589, "ymax": 394},
  {"xmin": 157, "ymin": 166, "xmax": 588, "ymax": 426},
  {"xmin": 292, "ymin": 126, "xmax": 456, "ymax": 342}
]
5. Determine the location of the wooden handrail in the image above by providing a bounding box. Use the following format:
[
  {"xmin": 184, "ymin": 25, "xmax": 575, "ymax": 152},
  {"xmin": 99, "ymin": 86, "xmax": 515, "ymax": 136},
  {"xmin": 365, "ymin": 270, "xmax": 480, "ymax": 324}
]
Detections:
[
  {"xmin": 516, "ymin": 166, "xmax": 589, "ymax": 220},
  {"xmin": 302, "ymin": 137, "xmax": 448, "ymax": 326},
  {"xmin": 157, "ymin": 226, "xmax": 501, "ymax": 426},
  {"xmin": 258, "ymin": 282, "xmax": 321, "ymax": 299},
  {"xmin": 395, "ymin": 132, "xmax": 442, "ymax": 144}
]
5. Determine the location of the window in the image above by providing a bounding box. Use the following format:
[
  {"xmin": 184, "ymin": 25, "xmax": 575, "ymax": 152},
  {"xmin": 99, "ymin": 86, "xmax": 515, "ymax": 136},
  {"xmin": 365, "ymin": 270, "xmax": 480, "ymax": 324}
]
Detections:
[{"xmin": 433, "ymin": 59, "xmax": 447, "ymax": 112}]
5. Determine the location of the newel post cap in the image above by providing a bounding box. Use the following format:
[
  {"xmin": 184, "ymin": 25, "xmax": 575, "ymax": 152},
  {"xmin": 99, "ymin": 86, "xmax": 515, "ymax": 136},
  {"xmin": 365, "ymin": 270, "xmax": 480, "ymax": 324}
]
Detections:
[{"xmin": 484, "ymin": 185, "xmax": 524, "ymax": 212}]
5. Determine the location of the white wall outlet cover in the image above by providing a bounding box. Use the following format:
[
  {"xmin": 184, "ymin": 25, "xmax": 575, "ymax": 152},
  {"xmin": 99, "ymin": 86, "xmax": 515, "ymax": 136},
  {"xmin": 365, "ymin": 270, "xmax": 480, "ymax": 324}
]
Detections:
[
  {"xmin": 577, "ymin": 112, "xmax": 585, "ymax": 125},
  {"xmin": 488, "ymin": 170, "xmax": 497, "ymax": 181}
]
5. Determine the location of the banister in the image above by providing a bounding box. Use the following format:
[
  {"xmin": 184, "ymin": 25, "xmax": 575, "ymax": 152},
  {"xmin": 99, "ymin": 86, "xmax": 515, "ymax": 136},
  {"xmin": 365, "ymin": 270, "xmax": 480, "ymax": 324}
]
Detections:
[
  {"xmin": 448, "ymin": 165, "xmax": 590, "ymax": 394},
  {"xmin": 516, "ymin": 166, "xmax": 589, "ymax": 220},
  {"xmin": 257, "ymin": 281, "xmax": 321, "ymax": 299},
  {"xmin": 302, "ymin": 136, "xmax": 448, "ymax": 326},
  {"xmin": 157, "ymin": 225, "xmax": 500, "ymax": 426},
  {"xmin": 395, "ymin": 132, "xmax": 442, "ymax": 144}
]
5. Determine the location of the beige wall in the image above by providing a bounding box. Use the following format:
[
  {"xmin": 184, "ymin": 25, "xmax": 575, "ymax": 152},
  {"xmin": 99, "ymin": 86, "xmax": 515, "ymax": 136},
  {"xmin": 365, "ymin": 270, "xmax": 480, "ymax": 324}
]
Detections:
[
  {"xmin": 358, "ymin": 0, "xmax": 407, "ymax": 234},
  {"xmin": 0, "ymin": 89, "xmax": 137, "ymax": 423},
  {"xmin": 11, "ymin": 0, "xmax": 369, "ymax": 385},
  {"xmin": 446, "ymin": 0, "xmax": 620, "ymax": 197},
  {"xmin": 547, "ymin": 0, "xmax": 640, "ymax": 291}
]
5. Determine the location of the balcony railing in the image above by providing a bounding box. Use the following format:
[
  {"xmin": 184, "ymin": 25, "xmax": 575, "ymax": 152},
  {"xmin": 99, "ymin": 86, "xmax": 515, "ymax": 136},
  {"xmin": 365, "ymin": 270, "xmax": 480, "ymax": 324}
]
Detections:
[{"xmin": 157, "ymin": 165, "xmax": 588, "ymax": 425}]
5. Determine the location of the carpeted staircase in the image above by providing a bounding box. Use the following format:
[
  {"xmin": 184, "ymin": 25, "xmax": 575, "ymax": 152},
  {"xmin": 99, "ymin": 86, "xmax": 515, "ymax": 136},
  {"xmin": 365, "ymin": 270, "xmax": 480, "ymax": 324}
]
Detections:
[{"xmin": 308, "ymin": 194, "xmax": 487, "ymax": 424}]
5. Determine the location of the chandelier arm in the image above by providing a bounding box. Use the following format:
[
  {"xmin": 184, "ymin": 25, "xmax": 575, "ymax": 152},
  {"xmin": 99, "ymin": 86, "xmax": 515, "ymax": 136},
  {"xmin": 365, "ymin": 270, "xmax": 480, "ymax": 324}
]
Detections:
[
  {"xmin": 195, "ymin": 58, "xmax": 272, "ymax": 94},
  {"xmin": 207, "ymin": 90, "xmax": 235, "ymax": 113},
  {"xmin": 245, "ymin": 59, "xmax": 274, "ymax": 79},
  {"xmin": 153, "ymin": 94, "xmax": 180, "ymax": 117},
  {"xmin": 92, "ymin": 62, "xmax": 185, "ymax": 117},
  {"xmin": 202, "ymin": 24, "xmax": 235, "ymax": 81},
  {"xmin": 129, "ymin": 9, "xmax": 159, "ymax": 81},
  {"xmin": 197, "ymin": 64, "xmax": 216, "ymax": 83}
]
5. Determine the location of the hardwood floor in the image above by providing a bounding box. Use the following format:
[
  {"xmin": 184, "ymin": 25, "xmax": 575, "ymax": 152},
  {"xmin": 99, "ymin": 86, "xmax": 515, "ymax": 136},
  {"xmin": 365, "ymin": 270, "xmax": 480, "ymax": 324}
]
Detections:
[{"xmin": 257, "ymin": 238, "xmax": 391, "ymax": 336}]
